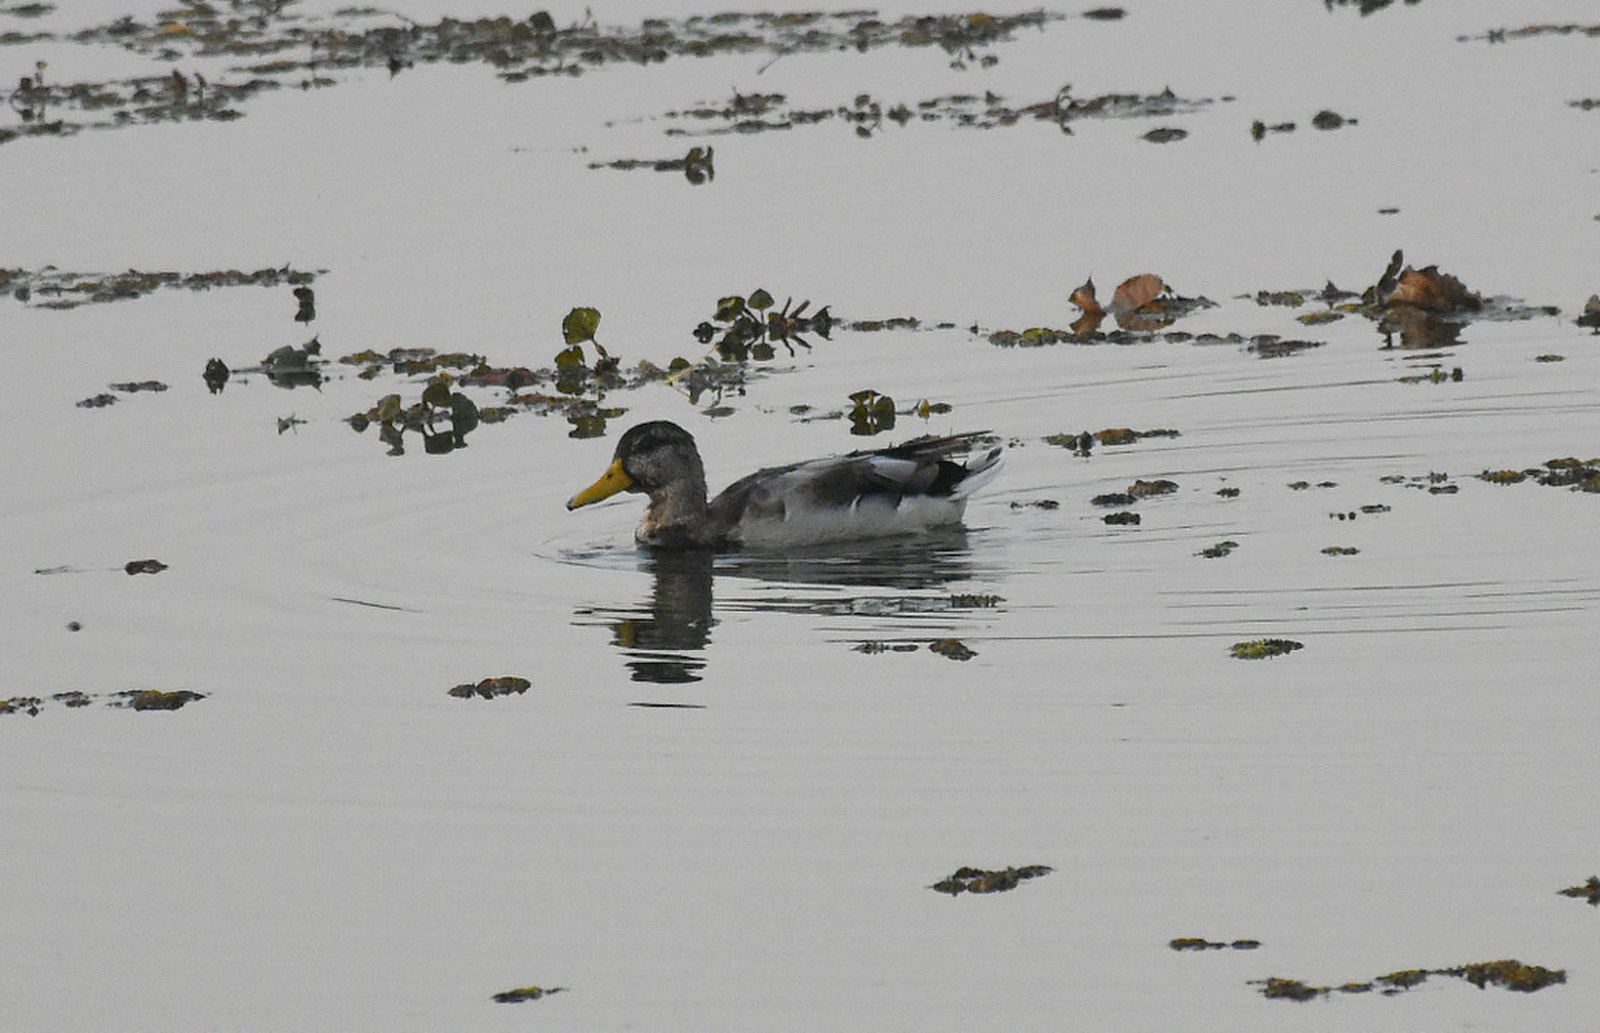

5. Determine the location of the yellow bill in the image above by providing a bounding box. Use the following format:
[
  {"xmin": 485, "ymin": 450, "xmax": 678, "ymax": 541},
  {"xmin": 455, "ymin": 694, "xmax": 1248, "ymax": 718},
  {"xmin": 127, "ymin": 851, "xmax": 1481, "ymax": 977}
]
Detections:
[{"xmin": 567, "ymin": 458, "xmax": 633, "ymax": 509}]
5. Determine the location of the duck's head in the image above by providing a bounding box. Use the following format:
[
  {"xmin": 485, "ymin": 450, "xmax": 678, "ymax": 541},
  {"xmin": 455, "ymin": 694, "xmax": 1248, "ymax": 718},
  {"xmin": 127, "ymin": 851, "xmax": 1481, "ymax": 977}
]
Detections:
[{"xmin": 566, "ymin": 420, "xmax": 706, "ymax": 510}]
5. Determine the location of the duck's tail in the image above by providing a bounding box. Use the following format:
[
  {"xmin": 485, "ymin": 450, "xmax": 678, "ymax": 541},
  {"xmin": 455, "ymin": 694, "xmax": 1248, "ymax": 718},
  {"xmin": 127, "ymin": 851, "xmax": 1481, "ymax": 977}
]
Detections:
[{"xmin": 951, "ymin": 442, "xmax": 1004, "ymax": 499}]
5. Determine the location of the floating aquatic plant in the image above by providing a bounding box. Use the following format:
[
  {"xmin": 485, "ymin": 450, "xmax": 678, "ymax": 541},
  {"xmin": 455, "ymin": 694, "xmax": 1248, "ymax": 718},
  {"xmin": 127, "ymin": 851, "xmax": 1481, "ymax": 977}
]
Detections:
[
  {"xmin": 1230, "ymin": 639, "xmax": 1302, "ymax": 660},
  {"xmin": 1255, "ymin": 958, "xmax": 1566, "ymax": 1001},
  {"xmin": 929, "ymin": 864, "xmax": 1052, "ymax": 895}
]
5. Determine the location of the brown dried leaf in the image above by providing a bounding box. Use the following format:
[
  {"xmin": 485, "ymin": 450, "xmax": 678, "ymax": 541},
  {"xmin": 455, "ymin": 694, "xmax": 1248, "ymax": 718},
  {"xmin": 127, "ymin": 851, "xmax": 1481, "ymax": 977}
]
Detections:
[
  {"xmin": 1069, "ymin": 277, "xmax": 1102, "ymax": 315},
  {"xmin": 1110, "ymin": 273, "xmax": 1166, "ymax": 313}
]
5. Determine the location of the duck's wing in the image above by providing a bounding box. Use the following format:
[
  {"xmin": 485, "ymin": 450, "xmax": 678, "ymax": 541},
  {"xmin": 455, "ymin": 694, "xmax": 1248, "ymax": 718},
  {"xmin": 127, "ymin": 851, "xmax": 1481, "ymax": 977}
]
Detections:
[{"xmin": 707, "ymin": 432, "xmax": 1002, "ymax": 546}]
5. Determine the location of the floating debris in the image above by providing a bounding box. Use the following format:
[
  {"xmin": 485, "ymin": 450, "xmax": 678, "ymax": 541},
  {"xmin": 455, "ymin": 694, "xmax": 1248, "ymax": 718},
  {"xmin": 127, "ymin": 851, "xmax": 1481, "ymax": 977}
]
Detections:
[
  {"xmin": 1247, "ymin": 336, "xmax": 1323, "ymax": 358},
  {"xmin": 203, "ymin": 358, "xmax": 230, "ymax": 393},
  {"xmin": 447, "ymin": 676, "xmax": 531, "ymax": 700},
  {"xmin": 4, "ymin": 8, "xmax": 1070, "ymax": 147},
  {"xmin": 1257, "ymin": 959, "xmax": 1566, "ymax": 1001},
  {"xmin": 1321, "ymin": 546, "xmax": 1360, "ymax": 556},
  {"xmin": 589, "ymin": 145, "xmax": 713, "ymax": 184},
  {"xmin": 854, "ymin": 641, "xmax": 920, "ymax": 654},
  {"xmin": 1170, "ymin": 937, "xmax": 1261, "ymax": 951},
  {"xmin": 492, "ymin": 985, "xmax": 565, "ymax": 1004},
  {"xmin": 113, "ymin": 689, "xmax": 206, "ymax": 711},
  {"xmin": 929, "ymin": 638, "xmax": 977, "ymax": 661},
  {"xmin": 1476, "ymin": 459, "xmax": 1600, "ymax": 492},
  {"xmin": 930, "ymin": 865, "xmax": 1052, "ymax": 896},
  {"xmin": 1197, "ymin": 540, "xmax": 1239, "ymax": 559},
  {"xmin": 109, "ymin": 380, "xmax": 168, "ymax": 393},
  {"xmin": 1558, "ymin": 876, "xmax": 1600, "ymax": 905},
  {"xmin": 1128, "ymin": 478, "xmax": 1178, "ymax": 498},
  {"xmin": 1048, "ymin": 427, "xmax": 1181, "ymax": 448},
  {"xmin": 124, "ymin": 559, "xmax": 168, "ymax": 575},
  {"xmin": 1230, "ymin": 639, "xmax": 1303, "ymax": 660},
  {"xmin": 1103, "ymin": 511, "xmax": 1140, "ymax": 525},
  {"xmin": 1, "ymin": 266, "xmax": 319, "ymax": 308}
]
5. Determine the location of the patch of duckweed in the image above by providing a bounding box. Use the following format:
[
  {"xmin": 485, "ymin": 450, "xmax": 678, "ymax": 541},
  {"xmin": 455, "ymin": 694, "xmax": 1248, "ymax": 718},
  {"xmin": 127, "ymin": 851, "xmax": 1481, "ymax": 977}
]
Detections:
[
  {"xmin": 1558, "ymin": 875, "xmax": 1600, "ymax": 905},
  {"xmin": 1260, "ymin": 977, "xmax": 1322, "ymax": 1001},
  {"xmin": 656, "ymin": 82, "xmax": 1212, "ymax": 139},
  {"xmin": 1396, "ymin": 365, "xmax": 1463, "ymax": 384},
  {"xmin": 1230, "ymin": 638, "xmax": 1302, "ymax": 660},
  {"xmin": 930, "ymin": 864, "xmax": 1052, "ymax": 896},
  {"xmin": 3, "ymin": 8, "xmax": 1071, "ymax": 146},
  {"xmin": 1454, "ymin": 960, "xmax": 1565, "ymax": 992},
  {"xmin": 929, "ymin": 638, "xmax": 976, "ymax": 661},
  {"xmin": 2, "ymin": 265, "xmax": 319, "ymax": 308},
  {"xmin": 114, "ymin": 689, "xmax": 206, "ymax": 710},
  {"xmin": 447, "ymin": 676, "xmax": 532, "ymax": 700},
  {"xmin": 1128, "ymin": 478, "xmax": 1178, "ymax": 498},
  {"xmin": 1474, "ymin": 458, "xmax": 1600, "ymax": 492},
  {"xmin": 1247, "ymin": 336, "xmax": 1324, "ymax": 357},
  {"xmin": 1170, "ymin": 937, "xmax": 1261, "ymax": 951},
  {"xmin": 1256, "ymin": 959, "xmax": 1566, "ymax": 1001},
  {"xmin": 492, "ymin": 985, "xmax": 565, "ymax": 1004},
  {"xmin": 588, "ymin": 145, "xmax": 713, "ymax": 184},
  {"xmin": 1461, "ymin": 22, "xmax": 1600, "ymax": 43},
  {"xmin": 1047, "ymin": 427, "xmax": 1181, "ymax": 449}
]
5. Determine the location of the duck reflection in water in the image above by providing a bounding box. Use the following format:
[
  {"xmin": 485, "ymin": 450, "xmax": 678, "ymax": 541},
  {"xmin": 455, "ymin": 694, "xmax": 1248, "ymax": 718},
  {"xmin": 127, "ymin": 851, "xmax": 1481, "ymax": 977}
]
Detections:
[
  {"xmin": 581, "ymin": 530, "xmax": 986, "ymax": 684},
  {"xmin": 608, "ymin": 548, "xmax": 715, "ymax": 684}
]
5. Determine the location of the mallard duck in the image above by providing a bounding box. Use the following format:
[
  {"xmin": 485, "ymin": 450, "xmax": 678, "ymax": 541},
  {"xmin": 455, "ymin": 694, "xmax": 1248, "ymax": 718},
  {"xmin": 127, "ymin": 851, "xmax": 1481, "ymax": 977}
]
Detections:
[{"xmin": 567, "ymin": 420, "xmax": 1003, "ymax": 550}]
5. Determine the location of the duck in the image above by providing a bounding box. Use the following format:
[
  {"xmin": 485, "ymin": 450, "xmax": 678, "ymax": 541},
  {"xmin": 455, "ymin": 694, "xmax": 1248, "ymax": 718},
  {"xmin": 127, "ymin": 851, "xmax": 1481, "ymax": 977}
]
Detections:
[{"xmin": 566, "ymin": 420, "xmax": 1003, "ymax": 550}]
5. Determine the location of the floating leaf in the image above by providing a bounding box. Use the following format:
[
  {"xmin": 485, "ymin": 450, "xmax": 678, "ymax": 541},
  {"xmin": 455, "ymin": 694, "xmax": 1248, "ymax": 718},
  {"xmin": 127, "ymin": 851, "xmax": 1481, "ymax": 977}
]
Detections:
[
  {"xmin": 421, "ymin": 380, "xmax": 453, "ymax": 408},
  {"xmin": 374, "ymin": 393, "xmax": 404, "ymax": 422},
  {"xmin": 748, "ymin": 288, "xmax": 774, "ymax": 311},
  {"xmin": 562, "ymin": 306, "xmax": 601, "ymax": 345},
  {"xmin": 1110, "ymin": 273, "xmax": 1165, "ymax": 312},
  {"xmin": 1230, "ymin": 638, "xmax": 1303, "ymax": 659}
]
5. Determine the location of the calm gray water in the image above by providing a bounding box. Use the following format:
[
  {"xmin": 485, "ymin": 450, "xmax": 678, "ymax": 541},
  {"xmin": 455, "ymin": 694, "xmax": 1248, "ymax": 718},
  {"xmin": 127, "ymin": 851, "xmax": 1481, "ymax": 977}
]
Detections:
[{"xmin": 5, "ymin": 1, "xmax": 1598, "ymax": 1028}]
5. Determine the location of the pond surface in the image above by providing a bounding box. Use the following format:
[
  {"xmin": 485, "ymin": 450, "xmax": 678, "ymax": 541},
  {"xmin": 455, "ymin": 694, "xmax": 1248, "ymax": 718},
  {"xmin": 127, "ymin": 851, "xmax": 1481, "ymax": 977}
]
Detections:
[{"xmin": 4, "ymin": 0, "xmax": 1599, "ymax": 1028}]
